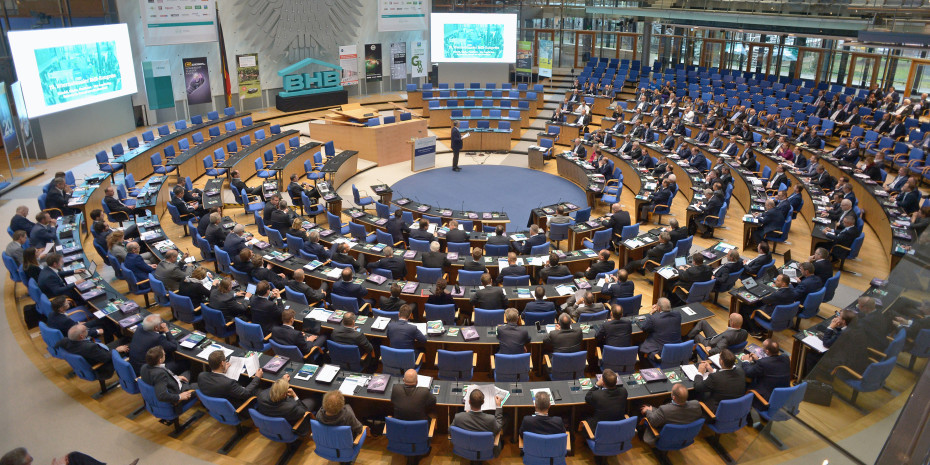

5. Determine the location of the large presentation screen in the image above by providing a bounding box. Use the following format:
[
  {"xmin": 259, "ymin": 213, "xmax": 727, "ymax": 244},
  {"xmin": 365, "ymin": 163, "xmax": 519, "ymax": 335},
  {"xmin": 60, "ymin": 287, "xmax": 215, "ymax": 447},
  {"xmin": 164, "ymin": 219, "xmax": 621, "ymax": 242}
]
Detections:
[
  {"xmin": 8, "ymin": 24, "xmax": 138, "ymax": 117},
  {"xmin": 430, "ymin": 13, "xmax": 517, "ymax": 63}
]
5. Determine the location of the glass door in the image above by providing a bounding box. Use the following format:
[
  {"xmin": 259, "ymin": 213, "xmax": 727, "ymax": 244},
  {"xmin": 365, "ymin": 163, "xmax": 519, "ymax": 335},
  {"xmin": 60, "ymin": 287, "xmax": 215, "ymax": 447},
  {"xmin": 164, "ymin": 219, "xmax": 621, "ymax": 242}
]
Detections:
[
  {"xmin": 847, "ymin": 53, "xmax": 881, "ymax": 88},
  {"xmin": 701, "ymin": 39, "xmax": 726, "ymax": 70},
  {"xmin": 746, "ymin": 43, "xmax": 773, "ymax": 76},
  {"xmin": 905, "ymin": 59, "xmax": 930, "ymax": 99},
  {"xmin": 796, "ymin": 47, "xmax": 824, "ymax": 82},
  {"xmin": 574, "ymin": 31, "xmax": 597, "ymax": 68}
]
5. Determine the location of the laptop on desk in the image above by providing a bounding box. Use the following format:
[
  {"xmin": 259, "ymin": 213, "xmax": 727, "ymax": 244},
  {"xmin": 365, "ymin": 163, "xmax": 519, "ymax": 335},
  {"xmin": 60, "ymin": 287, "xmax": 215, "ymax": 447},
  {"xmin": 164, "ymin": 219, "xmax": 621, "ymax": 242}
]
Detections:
[{"xmin": 741, "ymin": 277, "xmax": 774, "ymax": 298}]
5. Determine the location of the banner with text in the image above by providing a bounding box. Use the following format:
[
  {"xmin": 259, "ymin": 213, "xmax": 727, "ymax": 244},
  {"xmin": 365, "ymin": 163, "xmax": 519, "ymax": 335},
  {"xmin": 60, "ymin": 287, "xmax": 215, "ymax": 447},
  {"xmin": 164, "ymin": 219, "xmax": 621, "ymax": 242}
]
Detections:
[
  {"xmin": 142, "ymin": 60, "xmax": 175, "ymax": 110},
  {"xmin": 410, "ymin": 41, "xmax": 428, "ymax": 78},
  {"xmin": 141, "ymin": 0, "xmax": 217, "ymax": 45},
  {"xmin": 538, "ymin": 39, "xmax": 553, "ymax": 78},
  {"xmin": 365, "ymin": 43, "xmax": 383, "ymax": 82},
  {"xmin": 339, "ymin": 45, "xmax": 359, "ymax": 86},
  {"xmin": 0, "ymin": 83, "xmax": 17, "ymax": 151},
  {"xmin": 182, "ymin": 57, "xmax": 211, "ymax": 105},
  {"xmin": 10, "ymin": 82, "xmax": 31, "ymax": 146},
  {"xmin": 412, "ymin": 135, "xmax": 437, "ymax": 171},
  {"xmin": 378, "ymin": 0, "xmax": 429, "ymax": 32},
  {"xmin": 516, "ymin": 41, "xmax": 533, "ymax": 77},
  {"xmin": 236, "ymin": 53, "xmax": 262, "ymax": 99},
  {"xmin": 391, "ymin": 42, "xmax": 407, "ymax": 79}
]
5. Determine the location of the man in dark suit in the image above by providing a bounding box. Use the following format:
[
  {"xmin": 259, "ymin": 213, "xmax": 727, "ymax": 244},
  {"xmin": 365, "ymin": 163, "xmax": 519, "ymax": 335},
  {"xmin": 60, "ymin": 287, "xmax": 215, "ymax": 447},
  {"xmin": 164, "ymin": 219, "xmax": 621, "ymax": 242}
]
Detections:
[
  {"xmin": 672, "ymin": 254, "xmax": 713, "ymax": 304},
  {"xmin": 523, "ymin": 286, "xmax": 556, "ymax": 315},
  {"xmin": 666, "ymin": 219, "xmax": 689, "ymax": 244},
  {"xmin": 562, "ymin": 291, "xmax": 602, "ymax": 321},
  {"xmin": 29, "ymin": 212, "xmax": 57, "ymax": 249},
  {"xmin": 793, "ymin": 262, "xmax": 824, "ymax": 304},
  {"xmin": 486, "ymin": 225, "xmax": 512, "ymax": 246},
  {"xmin": 224, "ymin": 224, "xmax": 248, "ymax": 258},
  {"xmin": 197, "ymin": 207, "xmax": 219, "ymax": 237},
  {"xmin": 583, "ymin": 369, "xmax": 628, "ymax": 429},
  {"xmin": 332, "ymin": 267, "xmax": 369, "ymax": 308},
  {"xmin": 689, "ymin": 148, "xmax": 708, "ymax": 173},
  {"xmin": 269, "ymin": 199, "xmax": 296, "ymax": 235},
  {"xmin": 752, "ymin": 200, "xmax": 786, "ymax": 245},
  {"xmin": 10, "ymin": 205, "xmax": 35, "ymax": 235},
  {"xmin": 103, "ymin": 186, "xmax": 135, "ymax": 218},
  {"xmin": 639, "ymin": 298, "xmax": 682, "ymax": 362},
  {"xmin": 539, "ymin": 252, "xmax": 571, "ymax": 284},
  {"xmin": 713, "ymin": 249, "xmax": 745, "ymax": 292},
  {"xmin": 46, "ymin": 296, "xmax": 114, "ymax": 343},
  {"xmin": 515, "ymin": 224, "xmax": 546, "ymax": 255},
  {"xmin": 640, "ymin": 383, "xmax": 703, "ymax": 446},
  {"xmin": 170, "ymin": 185, "xmax": 202, "ymax": 219},
  {"xmin": 45, "ymin": 177, "xmax": 76, "ymax": 217},
  {"xmin": 497, "ymin": 308, "xmax": 531, "ymax": 354},
  {"xmin": 739, "ymin": 339, "xmax": 790, "ymax": 404},
  {"xmin": 378, "ymin": 283, "xmax": 409, "ymax": 313},
  {"xmin": 810, "ymin": 165, "xmax": 836, "ymax": 191},
  {"xmin": 331, "ymin": 313, "xmax": 375, "ymax": 367},
  {"xmin": 332, "ymin": 242, "xmax": 363, "ymax": 272},
  {"xmin": 272, "ymin": 309, "xmax": 326, "ymax": 356},
  {"xmin": 578, "ymin": 249, "xmax": 615, "ymax": 280},
  {"xmin": 688, "ymin": 313, "xmax": 747, "ymax": 356},
  {"xmin": 451, "ymin": 121, "xmax": 463, "ymax": 171},
  {"xmin": 203, "ymin": 213, "xmax": 226, "ymax": 249},
  {"xmin": 595, "ymin": 304, "xmax": 633, "ymax": 348},
  {"xmin": 471, "ymin": 273, "xmax": 509, "ymax": 309},
  {"xmin": 444, "ymin": 219, "xmax": 469, "ymax": 243},
  {"xmin": 386, "ymin": 304, "xmax": 426, "ymax": 350},
  {"xmin": 816, "ymin": 215, "xmax": 860, "ymax": 261},
  {"xmin": 367, "ymin": 246, "xmax": 406, "ymax": 280},
  {"xmin": 255, "ymin": 377, "xmax": 316, "ymax": 436},
  {"xmin": 409, "ymin": 219, "xmax": 435, "ymax": 243},
  {"xmin": 56, "ymin": 324, "xmax": 128, "ymax": 380},
  {"xmin": 694, "ymin": 349, "xmax": 746, "ymax": 412},
  {"xmin": 625, "ymin": 231, "xmax": 673, "ymax": 275},
  {"xmin": 601, "ymin": 269, "xmax": 635, "ymax": 301},
  {"xmin": 451, "ymin": 390, "xmax": 503, "ymax": 454},
  {"xmin": 301, "ymin": 230, "xmax": 332, "ymax": 261},
  {"xmin": 744, "ymin": 274, "xmax": 797, "ymax": 336},
  {"xmin": 391, "ymin": 369, "xmax": 437, "ymax": 421},
  {"xmin": 197, "ymin": 350, "xmax": 263, "ymax": 407},
  {"xmin": 810, "ymin": 248, "xmax": 833, "ymax": 284},
  {"xmin": 691, "ymin": 189, "xmax": 724, "ymax": 238},
  {"xmin": 543, "ymin": 313, "xmax": 583, "ymax": 353},
  {"xmin": 421, "ymin": 241, "xmax": 452, "ymax": 272},
  {"xmin": 742, "ymin": 242, "xmax": 773, "ymax": 278},
  {"xmin": 895, "ymin": 183, "xmax": 920, "ymax": 214},
  {"xmin": 38, "ymin": 253, "xmax": 81, "ymax": 300},
  {"xmin": 386, "ymin": 209, "xmax": 409, "ymax": 245},
  {"xmin": 140, "ymin": 346, "xmax": 196, "ymax": 410},
  {"xmin": 286, "ymin": 269, "xmax": 326, "ymax": 305},
  {"xmin": 519, "ymin": 391, "xmax": 565, "ymax": 439},
  {"xmin": 230, "ymin": 169, "xmax": 262, "ymax": 198},
  {"xmin": 250, "ymin": 281, "xmax": 285, "ymax": 334},
  {"xmin": 496, "ymin": 252, "xmax": 528, "ymax": 285}
]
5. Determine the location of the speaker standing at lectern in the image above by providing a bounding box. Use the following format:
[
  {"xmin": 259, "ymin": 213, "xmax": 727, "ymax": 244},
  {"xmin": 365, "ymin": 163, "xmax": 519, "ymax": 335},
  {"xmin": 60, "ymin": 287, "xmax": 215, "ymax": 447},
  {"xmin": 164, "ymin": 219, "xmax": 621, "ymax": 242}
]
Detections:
[{"xmin": 451, "ymin": 122, "xmax": 463, "ymax": 172}]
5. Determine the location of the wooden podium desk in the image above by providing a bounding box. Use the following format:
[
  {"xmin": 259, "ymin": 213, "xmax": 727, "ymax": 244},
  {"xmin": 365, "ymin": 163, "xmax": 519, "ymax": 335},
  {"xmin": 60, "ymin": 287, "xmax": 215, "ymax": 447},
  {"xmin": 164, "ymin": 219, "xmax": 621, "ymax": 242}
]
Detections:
[
  {"xmin": 461, "ymin": 129, "xmax": 513, "ymax": 152},
  {"xmin": 310, "ymin": 118, "xmax": 428, "ymax": 166}
]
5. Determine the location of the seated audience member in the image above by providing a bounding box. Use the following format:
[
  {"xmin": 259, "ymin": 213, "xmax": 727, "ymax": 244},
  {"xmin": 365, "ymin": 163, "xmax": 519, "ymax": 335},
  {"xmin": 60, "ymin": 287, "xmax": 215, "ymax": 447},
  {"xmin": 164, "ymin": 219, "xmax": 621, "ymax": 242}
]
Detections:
[
  {"xmin": 153, "ymin": 249, "xmax": 190, "ymax": 292},
  {"xmin": 686, "ymin": 313, "xmax": 747, "ymax": 356},
  {"xmin": 693, "ymin": 349, "xmax": 747, "ymax": 411},
  {"xmin": 330, "ymin": 313, "xmax": 375, "ymax": 369},
  {"xmin": 496, "ymin": 308, "xmax": 531, "ymax": 354},
  {"xmin": 250, "ymin": 280, "xmax": 284, "ymax": 334},
  {"xmin": 332, "ymin": 267, "xmax": 369, "ymax": 308},
  {"xmin": 232, "ymin": 248, "xmax": 254, "ymax": 273},
  {"xmin": 426, "ymin": 278, "xmax": 455, "ymax": 306},
  {"xmin": 391, "ymin": 369, "xmax": 437, "ymax": 421},
  {"xmin": 140, "ymin": 346, "xmax": 196, "ymax": 408},
  {"xmin": 471, "ymin": 273, "xmax": 508, "ymax": 309},
  {"xmin": 544, "ymin": 313, "xmax": 583, "ymax": 353},
  {"xmin": 561, "ymin": 291, "xmax": 602, "ymax": 321},
  {"xmin": 463, "ymin": 247, "xmax": 488, "ymax": 273},
  {"xmin": 316, "ymin": 389, "xmax": 366, "ymax": 437},
  {"xmin": 272, "ymin": 308, "xmax": 326, "ymax": 356},
  {"xmin": 256, "ymin": 376, "xmax": 316, "ymax": 436},
  {"xmin": 5, "ymin": 230, "xmax": 27, "ymax": 265},
  {"xmin": 332, "ymin": 242, "xmax": 364, "ymax": 272},
  {"xmin": 739, "ymin": 339, "xmax": 790, "ymax": 404},
  {"xmin": 519, "ymin": 391, "xmax": 565, "ymax": 438},
  {"xmin": 595, "ymin": 304, "xmax": 633, "ymax": 348},
  {"xmin": 523, "ymin": 286, "xmax": 557, "ymax": 315},
  {"xmin": 209, "ymin": 277, "xmax": 250, "ymax": 322},
  {"xmin": 640, "ymin": 383, "xmax": 702, "ymax": 446},
  {"xmin": 539, "ymin": 252, "xmax": 571, "ymax": 283},
  {"xmin": 639, "ymin": 298, "xmax": 681, "ymax": 362},
  {"xmin": 451, "ymin": 389, "xmax": 504, "ymax": 455},
  {"xmin": 625, "ymin": 232, "xmax": 673, "ymax": 275},
  {"xmin": 129, "ymin": 314, "xmax": 186, "ymax": 375},
  {"xmin": 366, "ymin": 246, "xmax": 405, "ymax": 279},
  {"xmin": 301, "ymin": 230, "xmax": 331, "ymax": 261},
  {"xmin": 583, "ymin": 369, "xmax": 628, "ymax": 430},
  {"xmin": 285, "ymin": 269, "xmax": 326, "ymax": 304},
  {"xmin": 496, "ymin": 252, "xmax": 528, "ymax": 284},
  {"xmin": 378, "ymin": 283, "xmax": 408, "ymax": 313},
  {"xmin": 251, "ymin": 254, "xmax": 287, "ymax": 290},
  {"xmin": 197, "ymin": 350, "xmax": 263, "ymax": 406},
  {"xmin": 56, "ymin": 324, "xmax": 128, "ymax": 380},
  {"xmin": 386, "ymin": 304, "xmax": 426, "ymax": 350},
  {"xmin": 742, "ymin": 242, "xmax": 773, "ymax": 278},
  {"xmin": 601, "ymin": 269, "xmax": 635, "ymax": 300},
  {"xmin": 713, "ymin": 249, "xmax": 744, "ymax": 291}
]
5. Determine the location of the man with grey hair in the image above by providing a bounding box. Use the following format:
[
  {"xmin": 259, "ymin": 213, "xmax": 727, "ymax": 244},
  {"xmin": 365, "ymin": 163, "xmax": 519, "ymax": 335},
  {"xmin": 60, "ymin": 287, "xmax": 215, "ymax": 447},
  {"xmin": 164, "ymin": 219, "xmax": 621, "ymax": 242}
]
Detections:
[
  {"xmin": 154, "ymin": 249, "xmax": 190, "ymax": 291},
  {"xmin": 224, "ymin": 223, "xmax": 247, "ymax": 257},
  {"xmin": 56, "ymin": 324, "xmax": 128, "ymax": 379},
  {"xmin": 204, "ymin": 211, "xmax": 226, "ymax": 248},
  {"xmin": 366, "ymin": 246, "xmax": 406, "ymax": 279},
  {"xmin": 625, "ymin": 231, "xmax": 674, "ymax": 275},
  {"xmin": 301, "ymin": 229, "xmax": 331, "ymax": 261},
  {"xmin": 128, "ymin": 314, "xmax": 186, "ymax": 374},
  {"xmin": 639, "ymin": 297, "xmax": 682, "ymax": 362},
  {"xmin": 562, "ymin": 291, "xmax": 602, "ymax": 321},
  {"xmin": 421, "ymin": 240, "xmax": 451, "ymax": 270},
  {"xmin": 9, "ymin": 205, "xmax": 34, "ymax": 234},
  {"xmin": 46, "ymin": 176, "xmax": 75, "ymax": 217}
]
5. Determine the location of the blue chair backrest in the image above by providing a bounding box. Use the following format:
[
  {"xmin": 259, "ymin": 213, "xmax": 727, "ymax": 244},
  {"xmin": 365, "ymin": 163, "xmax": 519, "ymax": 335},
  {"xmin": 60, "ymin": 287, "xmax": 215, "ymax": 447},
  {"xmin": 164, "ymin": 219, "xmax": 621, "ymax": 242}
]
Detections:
[
  {"xmin": 284, "ymin": 285, "xmax": 309, "ymax": 305},
  {"xmin": 424, "ymin": 303, "xmax": 457, "ymax": 325},
  {"xmin": 38, "ymin": 322, "xmax": 65, "ymax": 359},
  {"xmin": 148, "ymin": 273, "xmax": 170, "ymax": 306},
  {"xmin": 409, "ymin": 238, "xmax": 431, "ymax": 253},
  {"xmin": 549, "ymin": 223, "xmax": 570, "ymax": 241},
  {"xmin": 196, "ymin": 390, "xmax": 241, "ymax": 425},
  {"xmin": 769, "ymin": 303, "xmax": 800, "ymax": 331},
  {"xmin": 437, "ymin": 349, "xmax": 474, "ymax": 380},
  {"xmin": 473, "ymin": 308, "xmax": 505, "ymax": 326},
  {"xmin": 327, "ymin": 340, "xmax": 364, "ymax": 371},
  {"xmin": 823, "ymin": 271, "xmax": 841, "ymax": 302},
  {"xmin": 485, "ymin": 244, "xmax": 510, "ymax": 256},
  {"xmin": 235, "ymin": 317, "xmax": 269, "ymax": 351},
  {"xmin": 655, "ymin": 419, "xmax": 705, "ymax": 451},
  {"xmin": 685, "ymin": 280, "xmax": 714, "ymax": 303},
  {"xmin": 502, "ymin": 275, "xmax": 531, "ymax": 286},
  {"xmin": 458, "ymin": 270, "xmax": 484, "ymax": 287},
  {"xmin": 381, "ymin": 346, "xmax": 417, "ymax": 375},
  {"xmin": 765, "ymin": 382, "xmax": 807, "ymax": 421},
  {"xmin": 202, "ymin": 304, "xmax": 232, "ymax": 338},
  {"xmin": 882, "ymin": 328, "xmax": 907, "ymax": 360},
  {"xmin": 613, "ymin": 295, "xmax": 642, "ymax": 318},
  {"xmin": 589, "ymin": 416, "xmax": 638, "ymax": 456},
  {"xmin": 385, "ymin": 417, "xmax": 431, "ymax": 456},
  {"xmin": 331, "ymin": 294, "xmax": 362, "ymax": 314},
  {"xmin": 416, "ymin": 266, "xmax": 443, "ymax": 284},
  {"xmin": 675, "ymin": 236, "xmax": 693, "ymax": 258},
  {"xmin": 547, "ymin": 275, "xmax": 574, "ymax": 285},
  {"xmin": 270, "ymin": 340, "xmax": 305, "ymax": 361},
  {"xmin": 620, "ymin": 223, "xmax": 639, "ymax": 241},
  {"xmin": 493, "ymin": 353, "xmax": 530, "ymax": 382},
  {"xmin": 523, "ymin": 432, "xmax": 568, "ymax": 464},
  {"xmin": 450, "ymin": 426, "xmax": 496, "ymax": 461},
  {"xmin": 658, "ymin": 341, "xmax": 694, "ymax": 368},
  {"xmin": 138, "ymin": 378, "xmax": 178, "ymax": 420},
  {"xmin": 601, "ymin": 345, "xmax": 639, "ymax": 374},
  {"xmin": 168, "ymin": 292, "xmax": 199, "ymax": 324},
  {"xmin": 708, "ymin": 393, "xmax": 753, "ymax": 434},
  {"xmin": 111, "ymin": 349, "xmax": 139, "ymax": 394},
  {"xmin": 549, "ymin": 351, "xmax": 586, "ymax": 380},
  {"xmin": 798, "ymin": 287, "xmax": 826, "ymax": 320},
  {"xmin": 587, "ymin": 229, "xmax": 612, "ymax": 251},
  {"xmin": 249, "ymin": 408, "xmax": 300, "ymax": 443},
  {"xmin": 578, "ymin": 309, "xmax": 608, "ymax": 322},
  {"xmin": 910, "ymin": 329, "xmax": 930, "ymax": 359}
]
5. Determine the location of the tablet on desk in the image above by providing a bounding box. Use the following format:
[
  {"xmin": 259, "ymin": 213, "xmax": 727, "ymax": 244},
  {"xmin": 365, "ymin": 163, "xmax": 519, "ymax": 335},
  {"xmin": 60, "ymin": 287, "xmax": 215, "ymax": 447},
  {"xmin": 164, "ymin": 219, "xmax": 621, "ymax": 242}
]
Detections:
[{"xmin": 246, "ymin": 283, "xmax": 256, "ymax": 295}]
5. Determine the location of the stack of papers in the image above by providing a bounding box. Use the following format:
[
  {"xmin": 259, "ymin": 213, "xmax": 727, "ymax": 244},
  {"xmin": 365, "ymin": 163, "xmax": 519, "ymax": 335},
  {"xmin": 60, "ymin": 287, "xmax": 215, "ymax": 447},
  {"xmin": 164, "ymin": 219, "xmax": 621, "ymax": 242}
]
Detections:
[
  {"xmin": 802, "ymin": 335, "xmax": 828, "ymax": 353},
  {"xmin": 224, "ymin": 354, "xmax": 262, "ymax": 379},
  {"xmin": 464, "ymin": 384, "xmax": 511, "ymax": 409},
  {"xmin": 681, "ymin": 364, "xmax": 708, "ymax": 381},
  {"xmin": 197, "ymin": 343, "xmax": 234, "ymax": 360}
]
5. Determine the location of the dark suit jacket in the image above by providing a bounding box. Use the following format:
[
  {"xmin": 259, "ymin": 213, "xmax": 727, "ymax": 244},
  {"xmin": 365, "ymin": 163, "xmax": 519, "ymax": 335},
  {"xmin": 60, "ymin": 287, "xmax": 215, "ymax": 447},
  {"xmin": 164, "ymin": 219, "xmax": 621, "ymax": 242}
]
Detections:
[
  {"xmin": 676, "ymin": 264, "xmax": 713, "ymax": 293},
  {"xmin": 197, "ymin": 371, "xmax": 261, "ymax": 405},
  {"xmin": 10, "ymin": 215, "xmax": 34, "ymax": 234},
  {"xmin": 831, "ymin": 225, "xmax": 860, "ymax": 259},
  {"xmin": 253, "ymin": 266, "xmax": 287, "ymax": 290},
  {"xmin": 46, "ymin": 187, "xmax": 72, "ymax": 217},
  {"xmin": 331, "ymin": 324, "xmax": 374, "ymax": 355},
  {"xmin": 141, "ymin": 364, "xmax": 188, "ymax": 405},
  {"xmin": 452, "ymin": 409, "xmax": 504, "ymax": 434},
  {"xmin": 584, "ymin": 386, "xmax": 628, "ymax": 428},
  {"xmin": 250, "ymin": 295, "xmax": 284, "ymax": 334},
  {"xmin": 332, "ymin": 252, "xmax": 362, "ymax": 272},
  {"xmin": 760, "ymin": 287, "xmax": 797, "ymax": 312},
  {"xmin": 386, "ymin": 319, "xmax": 426, "ymax": 350},
  {"xmin": 29, "ymin": 224, "xmax": 56, "ymax": 249},
  {"xmin": 471, "ymin": 286, "xmax": 508, "ymax": 309},
  {"xmin": 271, "ymin": 324, "xmax": 313, "ymax": 355},
  {"xmin": 602, "ymin": 281, "xmax": 635, "ymax": 300},
  {"xmin": 386, "ymin": 217, "xmax": 409, "ymax": 244},
  {"xmin": 463, "ymin": 259, "xmax": 488, "ymax": 272},
  {"xmin": 269, "ymin": 209, "xmax": 292, "ymax": 235},
  {"xmin": 409, "ymin": 228, "xmax": 435, "ymax": 243},
  {"xmin": 497, "ymin": 323, "xmax": 531, "ymax": 354},
  {"xmin": 713, "ymin": 262, "xmax": 744, "ymax": 290},
  {"xmin": 497, "ymin": 265, "xmax": 528, "ymax": 284},
  {"xmin": 639, "ymin": 311, "xmax": 682, "ymax": 355},
  {"xmin": 694, "ymin": 367, "xmax": 746, "ymax": 411},
  {"xmin": 302, "ymin": 241, "xmax": 331, "ymax": 261},
  {"xmin": 445, "ymin": 228, "xmax": 469, "ymax": 243},
  {"xmin": 421, "ymin": 251, "xmax": 451, "ymax": 270},
  {"xmin": 178, "ymin": 280, "xmax": 211, "ymax": 309},
  {"xmin": 170, "ymin": 196, "xmax": 194, "ymax": 217},
  {"xmin": 38, "ymin": 266, "xmax": 75, "ymax": 298},
  {"xmin": 224, "ymin": 233, "xmax": 246, "ymax": 258},
  {"xmin": 520, "ymin": 414, "xmax": 565, "ymax": 437},
  {"xmin": 585, "ymin": 260, "xmax": 616, "ymax": 280},
  {"xmin": 105, "ymin": 195, "xmax": 133, "ymax": 214},
  {"xmin": 701, "ymin": 327, "xmax": 748, "ymax": 356},
  {"xmin": 518, "ymin": 233, "xmax": 547, "ymax": 255},
  {"xmin": 255, "ymin": 388, "xmax": 311, "ymax": 432},
  {"xmin": 740, "ymin": 354, "xmax": 790, "ymax": 400},
  {"xmin": 391, "ymin": 384, "xmax": 437, "ymax": 421},
  {"xmin": 125, "ymin": 253, "xmax": 153, "ymax": 283},
  {"xmin": 760, "ymin": 208, "xmax": 786, "ymax": 238},
  {"xmin": 332, "ymin": 280, "xmax": 368, "ymax": 305},
  {"xmin": 794, "ymin": 275, "xmax": 823, "ymax": 304},
  {"xmin": 544, "ymin": 327, "xmax": 584, "ymax": 353},
  {"xmin": 209, "ymin": 289, "xmax": 249, "ymax": 321},
  {"xmin": 540, "ymin": 264, "xmax": 571, "ymax": 283},
  {"xmin": 57, "ymin": 339, "xmax": 113, "ymax": 377},
  {"xmin": 378, "ymin": 296, "xmax": 408, "ymax": 313},
  {"xmin": 204, "ymin": 223, "xmax": 226, "ymax": 248},
  {"xmin": 813, "ymin": 259, "xmax": 833, "ymax": 284},
  {"xmin": 643, "ymin": 241, "xmax": 675, "ymax": 265},
  {"xmin": 366, "ymin": 256, "xmax": 405, "ymax": 280},
  {"xmin": 595, "ymin": 318, "xmax": 633, "ymax": 347},
  {"xmin": 668, "ymin": 227, "xmax": 689, "ymax": 244},
  {"xmin": 743, "ymin": 254, "xmax": 773, "ymax": 277},
  {"xmin": 523, "ymin": 300, "xmax": 556, "ymax": 315},
  {"xmin": 286, "ymin": 279, "xmax": 324, "ymax": 305}
]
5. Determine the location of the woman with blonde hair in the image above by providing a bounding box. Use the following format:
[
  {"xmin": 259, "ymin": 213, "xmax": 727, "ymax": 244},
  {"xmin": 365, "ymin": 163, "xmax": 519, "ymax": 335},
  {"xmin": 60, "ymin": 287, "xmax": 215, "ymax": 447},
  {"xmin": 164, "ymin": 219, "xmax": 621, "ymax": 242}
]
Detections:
[
  {"xmin": 289, "ymin": 217, "xmax": 309, "ymax": 242},
  {"xmin": 255, "ymin": 376, "xmax": 317, "ymax": 436}
]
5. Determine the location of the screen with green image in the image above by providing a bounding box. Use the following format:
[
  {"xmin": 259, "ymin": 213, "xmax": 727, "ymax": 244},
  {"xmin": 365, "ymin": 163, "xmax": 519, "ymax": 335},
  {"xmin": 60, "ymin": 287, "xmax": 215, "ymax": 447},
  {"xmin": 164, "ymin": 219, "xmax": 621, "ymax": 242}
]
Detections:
[{"xmin": 34, "ymin": 41, "xmax": 123, "ymax": 106}]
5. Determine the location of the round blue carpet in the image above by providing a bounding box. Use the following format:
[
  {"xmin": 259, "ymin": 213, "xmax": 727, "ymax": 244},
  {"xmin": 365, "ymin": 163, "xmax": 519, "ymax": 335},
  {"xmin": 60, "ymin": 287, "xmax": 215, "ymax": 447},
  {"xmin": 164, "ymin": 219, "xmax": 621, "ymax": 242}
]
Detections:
[{"xmin": 390, "ymin": 165, "xmax": 588, "ymax": 231}]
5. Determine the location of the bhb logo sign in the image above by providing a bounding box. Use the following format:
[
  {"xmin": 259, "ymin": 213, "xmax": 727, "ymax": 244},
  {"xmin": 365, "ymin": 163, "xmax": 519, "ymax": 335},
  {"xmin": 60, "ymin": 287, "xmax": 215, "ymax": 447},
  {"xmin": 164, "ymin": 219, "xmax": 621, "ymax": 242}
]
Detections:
[{"xmin": 278, "ymin": 58, "xmax": 343, "ymax": 98}]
